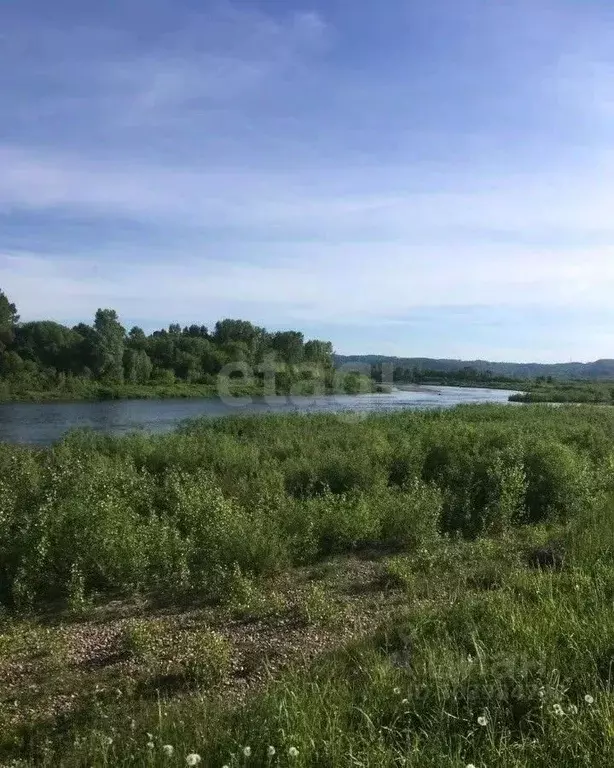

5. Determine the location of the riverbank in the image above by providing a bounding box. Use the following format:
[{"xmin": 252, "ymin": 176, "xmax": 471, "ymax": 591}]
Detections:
[
  {"xmin": 0, "ymin": 377, "xmax": 383, "ymax": 404},
  {"xmin": 510, "ymin": 380, "xmax": 614, "ymax": 404},
  {"xmin": 1, "ymin": 405, "xmax": 614, "ymax": 765}
]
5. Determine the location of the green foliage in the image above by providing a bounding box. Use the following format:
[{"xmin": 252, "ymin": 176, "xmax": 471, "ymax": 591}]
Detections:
[
  {"xmin": 0, "ymin": 405, "xmax": 612, "ymax": 609},
  {"xmin": 120, "ymin": 618, "xmax": 231, "ymax": 687},
  {"xmin": 0, "ymin": 288, "xmax": 338, "ymax": 399}
]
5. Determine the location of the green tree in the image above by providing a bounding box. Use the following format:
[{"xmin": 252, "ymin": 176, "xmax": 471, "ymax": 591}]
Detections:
[
  {"xmin": 93, "ymin": 309, "xmax": 126, "ymax": 383},
  {"xmin": 0, "ymin": 289, "xmax": 19, "ymax": 351},
  {"xmin": 213, "ymin": 319, "xmax": 260, "ymax": 347},
  {"xmin": 304, "ymin": 340, "xmax": 333, "ymax": 367},
  {"xmin": 14, "ymin": 321, "xmax": 83, "ymax": 374},
  {"xmin": 124, "ymin": 349, "xmax": 153, "ymax": 384},
  {"xmin": 271, "ymin": 331, "xmax": 304, "ymax": 365},
  {"xmin": 127, "ymin": 326, "xmax": 147, "ymax": 351}
]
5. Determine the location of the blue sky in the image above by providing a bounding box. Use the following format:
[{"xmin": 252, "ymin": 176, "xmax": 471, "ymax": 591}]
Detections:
[{"xmin": 1, "ymin": 0, "xmax": 614, "ymax": 362}]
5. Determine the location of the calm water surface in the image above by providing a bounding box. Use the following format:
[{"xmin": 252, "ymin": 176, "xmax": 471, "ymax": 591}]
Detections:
[{"xmin": 0, "ymin": 386, "xmax": 519, "ymax": 446}]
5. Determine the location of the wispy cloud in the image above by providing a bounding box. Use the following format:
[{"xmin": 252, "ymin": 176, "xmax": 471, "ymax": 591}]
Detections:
[{"xmin": 2, "ymin": 0, "xmax": 614, "ymax": 361}]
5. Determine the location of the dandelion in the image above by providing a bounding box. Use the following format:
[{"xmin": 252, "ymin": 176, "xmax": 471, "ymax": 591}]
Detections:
[
  {"xmin": 585, "ymin": 694, "xmax": 595, "ymax": 705},
  {"xmin": 466, "ymin": 764, "xmax": 477, "ymax": 768},
  {"xmin": 477, "ymin": 716, "xmax": 488, "ymax": 727},
  {"xmin": 147, "ymin": 742, "xmax": 155, "ymax": 750},
  {"xmin": 288, "ymin": 747, "xmax": 299, "ymax": 758},
  {"xmin": 243, "ymin": 746, "xmax": 252, "ymax": 758},
  {"xmin": 393, "ymin": 687, "xmax": 401, "ymax": 695},
  {"xmin": 267, "ymin": 746, "xmax": 276, "ymax": 757},
  {"xmin": 568, "ymin": 705, "xmax": 578, "ymax": 715},
  {"xmin": 163, "ymin": 744, "xmax": 175, "ymax": 757},
  {"xmin": 553, "ymin": 704, "xmax": 564, "ymax": 716},
  {"xmin": 186, "ymin": 754, "xmax": 202, "ymax": 766}
]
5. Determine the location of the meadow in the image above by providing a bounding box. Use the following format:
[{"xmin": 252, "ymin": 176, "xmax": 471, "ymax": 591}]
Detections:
[
  {"xmin": 509, "ymin": 380, "xmax": 614, "ymax": 404},
  {"xmin": 2, "ymin": 405, "xmax": 614, "ymax": 765}
]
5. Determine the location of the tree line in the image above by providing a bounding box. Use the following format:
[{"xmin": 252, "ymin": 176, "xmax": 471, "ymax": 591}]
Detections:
[
  {"xmin": 370, "ymin": 362, "xmax": 522, "ymax": 386},
  {"xmin": 0, "ymin": 289, "xmax": 334, "ymax": 393}
]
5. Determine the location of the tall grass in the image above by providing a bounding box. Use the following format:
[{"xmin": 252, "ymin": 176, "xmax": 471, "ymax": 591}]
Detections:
[
  {"xmin": 1, "ymin": 404, "xmax": 613, "ymax": 610},
  {"xmin": 4, "ymin": 404, "xmax": 614, "ymax": 765}
]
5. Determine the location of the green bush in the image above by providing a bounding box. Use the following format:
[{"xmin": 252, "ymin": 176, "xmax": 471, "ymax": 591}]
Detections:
[{"xmin": 0, "ymin": 405, "xmax": 612, "ymax": 609}]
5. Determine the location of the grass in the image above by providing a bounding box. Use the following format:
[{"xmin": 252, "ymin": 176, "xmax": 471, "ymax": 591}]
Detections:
[
  {"xmin": 3, "ymin": 405, "xmax": 614, "ymax": 764},
  {"xmin": 509, "ymin": 380, "xmax": 614, "ymax": 404},
  {"xmin": 0, "ymin": 373, "xmax": 378, "ymax": 404}
]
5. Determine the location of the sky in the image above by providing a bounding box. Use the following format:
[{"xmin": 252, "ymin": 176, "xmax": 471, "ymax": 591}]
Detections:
[{"xmin": 1, "ymin": 0, "xmax": 614, "ymax": 362}]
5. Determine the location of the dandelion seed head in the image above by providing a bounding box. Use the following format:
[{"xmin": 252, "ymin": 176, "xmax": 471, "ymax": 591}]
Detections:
[
  {"xmin": 243, "ymin": 746, "xmax": 252, "ymax": 758},
  {"xmin": 267, "ymin": 746, "xmax": 276, "ymax": 757},
  {"xmin": 585, "ymin": 694, "xmax": 595, "ymax": 705},
  {"xmin": 147, "ymin": 742, "xmax": 155, "ymax": 750},
  {"xmin": 477, "ymin": 716, "xmax": 488, "ymax": 727},
  {"xmin": 553, "ymin": 704, "xmax": 564, "ymax": 716},
  {"xmin": 163, "ymin": 744, "xmax": 175, "ymax": 756},
  {"xmin": 288, "ymin": 746, "xmax": 300, "ymax": 758},
  {"xmin": 186, "ymin": 754, "xmax": 202, "ymax": 766},
  {"xmin": 393, "ymin": 687, "xmax": 401, "ymax": 695}
]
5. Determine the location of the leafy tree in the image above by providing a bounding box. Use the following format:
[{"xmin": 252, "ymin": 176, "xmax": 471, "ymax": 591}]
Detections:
[
  {"xmin": 127, "ymin": 326, "xmax": 147, "ymax": 351},
  {"xmin": 271, "ymin": 331, "xmax": 304, "ymax": 365},
  {"xmin": 0, "ymin": 289, "xmax": 19, "ymax": 350},
  {"xmin": 15, "ymin": 321, "xmax": 83, "ymax": 374},
  {"xmin": 124, "ymin": 348, "xmax": 153, "ymax": 384},
  {"xmin": 213, "ymin": 319, "xmax": 260, "ymax": 347},
  {"xmin": 183, "ymin": 324, "xmax": 209, "ymax": 338},
  {"xmin": 93, "ymin": 309, "xmax": 126, "ymax": 383},
  {"xmin": 304, "ymin": 340, "xmax": 334, "ymax": 367}
]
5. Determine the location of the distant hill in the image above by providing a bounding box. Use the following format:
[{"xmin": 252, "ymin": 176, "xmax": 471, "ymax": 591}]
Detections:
[{"xmin": 334, "ymin": 355, "xmax": 614, "ymax": 381}]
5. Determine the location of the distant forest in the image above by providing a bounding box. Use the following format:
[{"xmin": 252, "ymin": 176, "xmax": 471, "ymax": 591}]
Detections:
[
  {"xmin": 336, "ymin": 355, "xmax": 614, "ymax": 382},
  {"xmin": 0, "ymin": 289, "xmax": 334, "ymax": 397}
]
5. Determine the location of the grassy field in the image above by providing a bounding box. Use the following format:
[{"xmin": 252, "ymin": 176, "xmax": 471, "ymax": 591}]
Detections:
[
  {"xmin": 2, "ymin": 405, "xmax": 614, "ymax": 765},
  {"xmin": 509, "ymin": 380, "xmax": 614, "ymax": 404}
]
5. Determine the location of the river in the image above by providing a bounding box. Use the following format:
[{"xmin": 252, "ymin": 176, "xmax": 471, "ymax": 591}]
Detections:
[{"xmin": 0, "ymin": 386, "xmax": 519, "ymax": 445}]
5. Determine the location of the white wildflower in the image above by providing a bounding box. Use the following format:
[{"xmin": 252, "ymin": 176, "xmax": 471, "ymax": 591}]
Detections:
[
  {"xmin": 186, "ymin": 754, "xmax": 202, "ymax": 766},
  {"xmin": 267, "ymin": 746, "xmax": 276, "ymax": 757},
  {"xmin": 477, "ymin": 715, "xmax": 488, "ymax": 727},
  {"xmin": 288, "ymin": 746, "xmax": 300, "ymax": 758},
  {"xmin": 147, "ymin": 742, "xmax": 155, "ymax": 750},
  {"xmin": 393, "ymin": 687, "xmax": 401, "ymax": 695},
  {"xmin": 553, "ymin": 704, "xmax": 564, "ymax": 716},
  {"xmin": 163, "ymin": 744, "xmax": 175, "ymax": 756},
  {"xmin": 585, "ymin": 694, "xmax": 595, "ymax": 705},
  {"xmin": 243, "ymin": 746, "xmax": 252, "ymax": 758}
]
